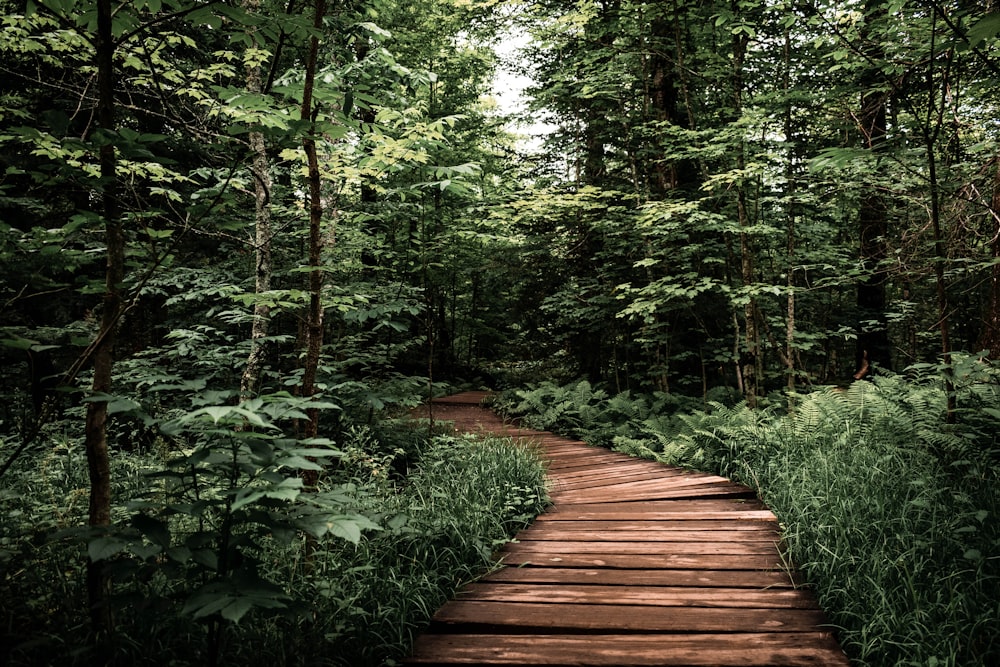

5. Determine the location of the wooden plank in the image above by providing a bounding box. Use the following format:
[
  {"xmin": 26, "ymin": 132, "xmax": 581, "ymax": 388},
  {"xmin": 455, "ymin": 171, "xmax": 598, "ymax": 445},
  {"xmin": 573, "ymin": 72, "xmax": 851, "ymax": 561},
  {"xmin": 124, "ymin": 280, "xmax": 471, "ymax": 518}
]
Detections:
[
  {"xmin": 552, "ymin": 483, "xmax": 757, "ymax": 504},
  {"xmin": 429, "ymin": 601, "xmax": 833, "ymax": 633},
  {"xmin": 523, "ymin": 520, "xmax": 778, "ymax": 532},
  {"xmin": 540, "ymin": 498, "xmax": 769, "ymax": 513},
  {"xmin": 407, "ymin": 633, "xmax": 850, "ymax": 666},
  {"xmin": 497, "ymin": 552, "xmax": 786, "ymax": 570},
  {"xmin": 455, "ymin": 583, "xmax": 819, "ymax": 609},
  {"xmin": 539, "ymin": 510, "xmax": 777, "ymax": 522},
  {"xmin": 539, "ymin": 501, "xmax": 774, "ymax": 521},
  {"xmin": 480, "ymin": 566, "xmax": 801, "ymax": 588},
  {"xmin": 552, "ymin": 476, "xmax": 745, "ymax": 498},
  {"xmin": 515, "ymin": 529, "xmax": 781, "ymax": 543},
  {"xmin": 430, "ymin": 391, "xmax": 492, "ymax": 404},
  {"xmin": 553, "ymin": 471, "xmax": 739, "ymax": 487},
  {"xmin": 552, "ymin": 480, "xmax": 755, "ymax": 497},
  {"xmin": 499, "ymin": 540, "xmax": 780, "ymax": 556},
  {"xmin": 549, "ymin": 463, "xmax": 690, "ymax": 479},
  {"xmin": 549, "ymin": 470, "xmax": 699, "ymax": 488},
  {"xmin": 544, "ymin": 456, "xmax": 644, "ymax": 469},
  {"xmin": 541, "ymin": 448, "xmax": 628, "ymax": 457}
]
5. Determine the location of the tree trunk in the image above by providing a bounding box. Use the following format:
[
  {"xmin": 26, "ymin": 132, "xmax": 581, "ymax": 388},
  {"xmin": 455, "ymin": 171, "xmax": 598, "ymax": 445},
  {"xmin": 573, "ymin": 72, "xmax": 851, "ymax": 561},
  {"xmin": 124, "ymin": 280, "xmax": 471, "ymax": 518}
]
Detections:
[
  {"xmin": 299, "ymin": 0, "xmax": 327, "ymax": 447},
  {"xmin": 84, "ymin": 0, "xmax": 123, "ymax": 641},
  {"xmin": 731, "ymin": 17, "xmax": 759, "ymax": 407},
  {"xmin": 647, "ymin": 5, "xmax": 696, "ymax": 196},
  {"xmin": 240, "ymin": 0, "xmax": 274, "ymax": 401},
  {"xmin": 783, "ymin": 29, "xmax": 797, "ymax": 396},
  {"xmin": 924, "ymin": 9, "xmax": 955, "ymax": 422},
  {"xmin": 927, "ymin": 136, "xmax": 955, "ymax": 421},
  {"xmin": 854, "ymin": 87, "xmax": 891, "ymax": 379}
]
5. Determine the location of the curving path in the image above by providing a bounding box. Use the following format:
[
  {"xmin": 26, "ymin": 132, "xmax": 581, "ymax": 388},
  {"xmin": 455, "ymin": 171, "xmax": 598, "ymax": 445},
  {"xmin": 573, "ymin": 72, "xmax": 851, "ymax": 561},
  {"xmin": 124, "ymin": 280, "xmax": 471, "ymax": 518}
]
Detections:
[{"xmin": 405, "ymin": 391, "xmax": 849, "ymax": 666}]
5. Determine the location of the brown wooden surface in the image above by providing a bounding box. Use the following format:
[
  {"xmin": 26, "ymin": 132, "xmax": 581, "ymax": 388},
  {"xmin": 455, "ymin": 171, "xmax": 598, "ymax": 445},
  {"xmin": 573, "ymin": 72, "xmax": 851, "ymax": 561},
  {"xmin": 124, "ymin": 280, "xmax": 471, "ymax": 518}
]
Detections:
[{"xmin": 405, "ymin": 392, "xmax": 849, "ymax": 666}]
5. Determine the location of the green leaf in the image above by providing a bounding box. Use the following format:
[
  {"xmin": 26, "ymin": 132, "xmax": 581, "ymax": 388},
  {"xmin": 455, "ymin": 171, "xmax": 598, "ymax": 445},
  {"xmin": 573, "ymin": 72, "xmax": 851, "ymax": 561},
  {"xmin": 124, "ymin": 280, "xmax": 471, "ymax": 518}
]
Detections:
[
  {"xmin": 221, "ymin": 598, "xmax": 254, "ymax": 623},
  {"xmin": 966, "ymin": 12, "xmax": 1000, "ymax": 48},
  {"xmin": 106, "ymin": 396, "xmax": 142, "ymax": 415},
  {"xmin": 129, "ymin": 543, "xmax": 162, "ymax": 560},
  {"xmin": 0, "ymin": 334, "xmax": 38, "ymax": 351},
  {"xmin": 191, "ymin": 549, "xmax": 218, "ymax": 571},
  {"xmin": 88, "ymin": 536, "xmax": 130, "ymax": 561},
  {"xmin": 329, "ymin": 519, "xmax": 362, "ymax": 543},
  {"xmin": 196, "ymin": 405, "xmax": 236, "ymax": 423},
  {"xmin": 166, "ymin": 546, "xmax": 193, "ymax": 563},
  {"xmin": 133, "ymin": 513, "xmax": 171, "ymax": 548}
]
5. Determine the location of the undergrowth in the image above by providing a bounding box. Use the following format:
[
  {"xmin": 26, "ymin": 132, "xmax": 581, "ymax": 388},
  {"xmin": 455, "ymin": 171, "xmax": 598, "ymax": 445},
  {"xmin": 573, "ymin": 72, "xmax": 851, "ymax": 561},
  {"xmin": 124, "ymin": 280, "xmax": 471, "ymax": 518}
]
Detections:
[
  {"xmin": 0, "ymin": 428, "xmax": 548, "ymax": 666},
  {"xmin": 498, "ymin": 367, "xmax": 1000, "ymax": 667}
]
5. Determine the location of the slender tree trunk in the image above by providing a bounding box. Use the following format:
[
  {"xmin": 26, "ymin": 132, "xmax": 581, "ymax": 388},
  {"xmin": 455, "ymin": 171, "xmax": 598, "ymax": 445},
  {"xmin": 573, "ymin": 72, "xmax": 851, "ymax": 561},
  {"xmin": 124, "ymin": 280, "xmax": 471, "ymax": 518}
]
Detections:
[
  {"xmin": 84, "ymin": 0, "xmax": 122, "ymax": 642},
  {"xmin": 783, "ymin": 29, "xmax": 797, "ymax": 397},
  {"xmin": 927, "ymin": 135, "xmax": 955, "ymax": 421},
  {"xmin": 299, "ymin": 0, "xmax": 327, "ymax": 446},
  {"xmin": 731, "ymin": 19, "xmax": 759, "ymax": 407},
  {"xmin": 924, "ymin": 10, "xmax": 956, "ymax": 422},
  {"xmin": 240, "ymin": 0, "xmax": 274, "ymax": 400}
]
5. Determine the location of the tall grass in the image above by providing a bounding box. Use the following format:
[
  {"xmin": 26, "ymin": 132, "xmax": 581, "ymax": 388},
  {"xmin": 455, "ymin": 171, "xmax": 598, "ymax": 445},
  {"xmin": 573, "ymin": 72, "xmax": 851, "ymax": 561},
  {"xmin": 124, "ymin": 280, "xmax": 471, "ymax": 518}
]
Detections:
[
  {"xmin": 298, "ymin": 433, "xmax": 549, "ymax": 666},
  {"xmin": 732, "ymin": 385, "xmax": 999, "ymax": 666}
]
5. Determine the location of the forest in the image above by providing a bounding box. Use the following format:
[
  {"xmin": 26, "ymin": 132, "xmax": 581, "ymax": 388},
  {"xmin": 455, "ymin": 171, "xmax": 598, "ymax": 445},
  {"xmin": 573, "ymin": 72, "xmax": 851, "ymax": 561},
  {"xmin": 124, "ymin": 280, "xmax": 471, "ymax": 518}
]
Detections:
[{"xmin": 1, "ymin": 0, "xmax": 998, "ymax": 664}]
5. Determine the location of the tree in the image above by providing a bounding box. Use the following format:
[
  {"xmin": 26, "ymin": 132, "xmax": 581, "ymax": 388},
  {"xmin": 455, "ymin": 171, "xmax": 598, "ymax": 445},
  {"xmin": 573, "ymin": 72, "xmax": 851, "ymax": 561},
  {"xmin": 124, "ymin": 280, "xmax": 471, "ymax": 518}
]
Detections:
[
  {"xmin": 298, "ymin": 0, "xmax": 328, "ymax": 444},
  {"xmin": 81, "ymin": 0, "xmax": 124, "ymax": 638},
  {"xmin": 239, "ymin": 0, "xmax": 276, "ymax": 400}
]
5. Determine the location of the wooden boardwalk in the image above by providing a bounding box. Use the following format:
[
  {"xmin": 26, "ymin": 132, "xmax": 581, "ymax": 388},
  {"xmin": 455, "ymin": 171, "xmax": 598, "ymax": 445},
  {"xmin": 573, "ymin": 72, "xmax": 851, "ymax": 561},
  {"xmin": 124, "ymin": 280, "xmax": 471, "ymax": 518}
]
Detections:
[{"xmin": 406, "ymin": 392, "xmax": 849, "ymax": 666}]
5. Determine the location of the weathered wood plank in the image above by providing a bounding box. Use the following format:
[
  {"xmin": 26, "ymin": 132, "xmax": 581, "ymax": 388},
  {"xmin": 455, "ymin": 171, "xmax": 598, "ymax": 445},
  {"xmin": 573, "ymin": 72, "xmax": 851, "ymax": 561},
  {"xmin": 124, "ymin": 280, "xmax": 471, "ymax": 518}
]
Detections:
[
  {"xmin": 539, "ymin": 510, "xmax": 777, "ymax": 522},
  {"xmin": 539, "ymin": 497, "xmax": 769, "ymax": 512},
  {"xmin": 549, "ymin": 472, "xmax": 706, "ymax": 490},
  {"xmin": 500, "ymin": 540, "xmax": 780, "ymax": 556},
  {"xmin": 479, "ymin": 566, "xmax": 801, "ymax": 588},
  {"xmin": 429, "ymin": 391, "xmax": 492, "ymax": 405},
  {"xmin": 544, "ymin": 456, "xmax": 645, "ymax": 470},
  {"xmin": 553, "ymin": 471, "xmax": 737, "ymax": 485},
  {"xmin": 551, "ymin": 477, "xmax": 749, "ymax": 499},
  {"xmin": 455, "ymin": 583, "xmax": 819, "ymax": 609},
  {"xmin": 429, "ymin": 601, "xmax": 833, "ymax": 633},
  {"xmin": 408, "ymin": 633, "xmax": 849, "ymax": 666},
  {"xmin": 548, "ymin": 461, "xmax": 694, "ymax": 475},
  {"xmin": 552, "ymin": 483, "xmax": 757, "ymax": 504},
  {"xmin": 523, "ymin": 519, "xmax": 778, "ymax": 532},
  {"xmin": 539, "ymin": 503, "xmax": 774, "ymax": 521},
  {"xmin": 515, "ymin": 529, "xmax": 781, "ymax": 543},
  {"xmin": 497, "ymin": 552, "xmax": 787, "ymax": 570}
]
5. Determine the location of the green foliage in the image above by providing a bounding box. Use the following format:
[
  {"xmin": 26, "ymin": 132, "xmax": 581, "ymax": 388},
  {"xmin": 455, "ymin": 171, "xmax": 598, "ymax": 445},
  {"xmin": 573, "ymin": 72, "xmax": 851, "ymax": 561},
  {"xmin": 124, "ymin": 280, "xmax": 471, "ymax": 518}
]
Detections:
[
  {"xmin": 1, "ymin": 423, "xmax": 547, "ymax": 666},
  {"xmin": 312, "ymin": 433, "xmax": 548, "ymax": 666},
  {"xmin": 5, "ymin": 0, "xmax": 1000, "ymax": 664},
  {"xmin": 498, "ymin": 379, "xmax": 712, "ymax": 448}
]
